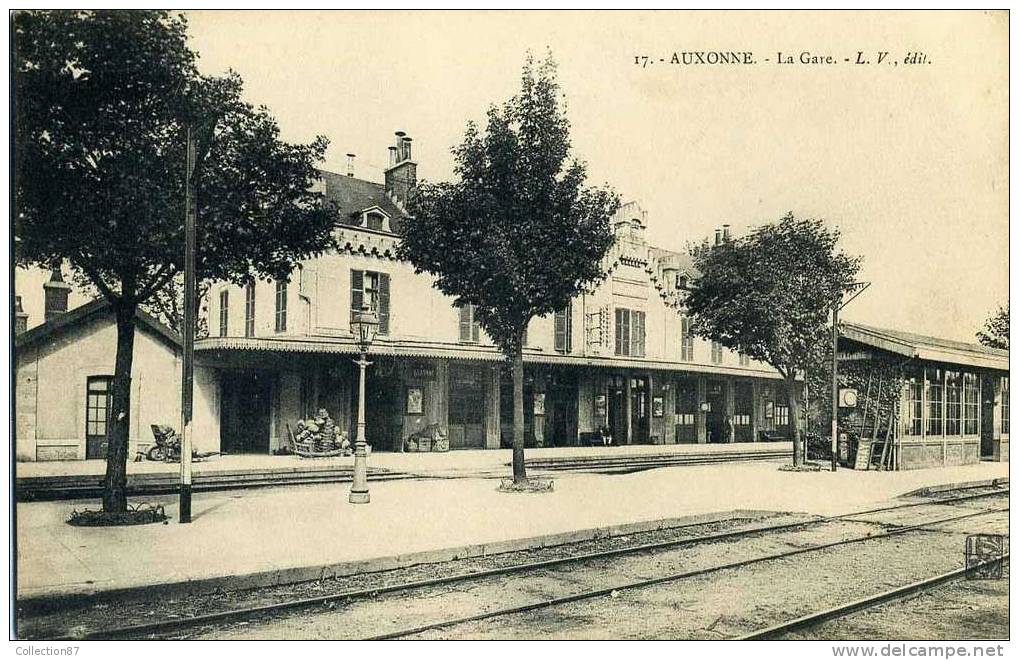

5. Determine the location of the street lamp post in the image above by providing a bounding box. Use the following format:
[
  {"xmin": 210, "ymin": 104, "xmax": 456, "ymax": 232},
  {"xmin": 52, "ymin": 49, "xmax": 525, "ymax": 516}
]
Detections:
[{"xmin": 349, "ymin": 306, "xmax": 379, "ymax": 504}]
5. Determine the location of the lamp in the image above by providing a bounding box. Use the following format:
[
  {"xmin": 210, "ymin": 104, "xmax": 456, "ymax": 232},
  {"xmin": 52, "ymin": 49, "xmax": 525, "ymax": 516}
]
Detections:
[
  {"xmin": 351, "ymin": 306, "xmax": 379, "ymax": 354},
  {"xmin": 349, "ymin": 305, "xmax": 379, "ymax": 504}
]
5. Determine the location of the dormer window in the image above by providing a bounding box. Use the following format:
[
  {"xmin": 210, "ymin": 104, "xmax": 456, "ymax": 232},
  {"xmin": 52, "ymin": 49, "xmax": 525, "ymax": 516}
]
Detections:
[
  {"xmin": 676, "ymin": 273, "xmax": 689, "ymax": 290},
  {"xmin": 360, "ymin": 207, "xmax": 391, "ymax": 232}
]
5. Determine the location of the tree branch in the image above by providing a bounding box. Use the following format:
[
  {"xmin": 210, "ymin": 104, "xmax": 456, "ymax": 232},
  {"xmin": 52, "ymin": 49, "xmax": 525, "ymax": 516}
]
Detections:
[
  {"xmin": 135, "ymin": 263, "xmax": 177, "ymax": 303},
  {"xmin": 74, "ymin": 251, "xmax": 119, "ymax": 303}
]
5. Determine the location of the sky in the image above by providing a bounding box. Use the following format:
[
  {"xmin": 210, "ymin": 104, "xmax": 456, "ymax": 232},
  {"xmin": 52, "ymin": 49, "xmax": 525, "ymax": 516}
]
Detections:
[{"xmin": 16, "ymin": 10, "xmax": 1009, "ymax": 342}]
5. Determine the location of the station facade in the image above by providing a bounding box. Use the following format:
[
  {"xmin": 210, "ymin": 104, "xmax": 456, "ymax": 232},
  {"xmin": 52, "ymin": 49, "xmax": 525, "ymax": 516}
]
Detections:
[{"xmin": 195, "ymin": 134, "xmax": 794, "ymax": 455}]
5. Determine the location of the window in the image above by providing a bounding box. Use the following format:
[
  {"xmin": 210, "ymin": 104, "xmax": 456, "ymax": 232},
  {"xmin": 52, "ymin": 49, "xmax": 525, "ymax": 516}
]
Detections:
[
  {"xmin": 677, "ymin": 274, "xmax": 689, "ymax": 289},
  {"xmin": 925, "ymin": 368, "xmax": 944, "ymax": 436},
  {"xmin": 680, "ymin": 316, "xmax": 694, "ymax": 361},
  {"xmin": 554, "ymin": 305, "xmax": 572, "ymax": 353},
  {"xmin": 907, "ymin": 376, "xmax": 923, "ymax": 436},
  {"xmin": 244, "ymin": 282, "xmax": 256, "ymax": 338},
  {"xmin": 85, "ymin": 376, "xmax": 113, "ymax": 438},
  {"xmin": 945, "ymin": 370, "xmax": 962, "ymax": 435},
  {"xmin": 711, "ymin": 341, "xmax": 723, "ymax": 364},
  {"xmin": 775, "ymin": 404, "xmax": 790, "ymax": 427},
  {"xmin": 963, "ymin": 372, "xmax": 980, "ymax": 436},
  {"xmin": 219, "ymin": 290, "xmax": 229, "ymax": 337},
  {"xmin": 275, "ymin": 280, "xmax": 287, "ymax": 333},
  {"xmin": 458, "ymin": 304, "xmax": 480, "ymax": 343},
  {"xmin": 350, "ymin": 270, "xmax": 390, "ymax": 335},
  {"xmin": 1002, "ymin": 377, "xmax": 1010, "ymax": 435},
  {"xmin": 365, "ymin": 211, "xmax": 385, "ymax": 231},
  {"xmin": 614, "ymin": 308, "xmax": 645, "ymax": 357}
]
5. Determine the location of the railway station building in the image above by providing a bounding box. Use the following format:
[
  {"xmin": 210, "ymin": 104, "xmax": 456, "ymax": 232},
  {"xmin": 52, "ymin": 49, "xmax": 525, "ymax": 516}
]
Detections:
[{"xmin": 194, "ymin": 135, "xmax": 794, "ymax": 457}]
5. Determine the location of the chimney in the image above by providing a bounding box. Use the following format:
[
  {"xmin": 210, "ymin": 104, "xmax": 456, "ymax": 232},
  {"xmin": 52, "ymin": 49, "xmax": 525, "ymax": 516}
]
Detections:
[
  {"xmin": 722, "ymin": 224, "xmax": 731, "ymax": 241},
  {"xmin": 346, "ymin": 153, "xmax": 356, "ymax": 177},
  {"xmin": 385, "ymin": 130, "xmax": 417, "ymax": 205},
  {"xmin": 714, "ymin": 228, "xmax": 722, "ymax": 246},
  {"xmin": 43, "ymin": 264, "xmax": 71, "ymax": 322},
  {"xmin": 14, "ymin": 295, "xmax": 28, "ymax": 334}
]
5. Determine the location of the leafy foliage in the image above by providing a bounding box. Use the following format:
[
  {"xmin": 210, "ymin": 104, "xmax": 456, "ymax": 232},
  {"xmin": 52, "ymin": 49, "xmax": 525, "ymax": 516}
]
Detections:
[
  {"xmin": 400, "ymin": 54, "xmax": 619, "ymax": 354},
  {"xmin": 686, "ymin": 213, "xmax": 861, "ymax": 381},
  {"xmin": 400, "ymin": 53, "xmax": 619, "ymax": 482},
  {"xmin": 14, "ymin": 10, "xmax": 335, "ymax": 298},
  {"xmin": 977, "ymin": 303, "xmax": 1009, "ymax": 350},
  {"xmin": 14, "ymin": 10, "xmax": 336, "ymax": 511},
  {"xmin": 685, "ymin": 213, "xmax": 861, "ymax": 465}
]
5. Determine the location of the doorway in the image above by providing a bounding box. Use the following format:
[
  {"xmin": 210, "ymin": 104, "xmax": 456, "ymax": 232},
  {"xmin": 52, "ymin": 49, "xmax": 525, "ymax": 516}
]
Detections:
[
  {"xmin": 706, "ymin": 379, "xmax": 727, "ymax": 443},
  {"xmin": 607, "ymin": 378, "xmax": 627, "ymax": 444},
  {"xmin": 545, "ymin": 384, "xmax": 578, "ymax": 447},
  {"xmin": 451, "ymin": 365, "xmax": 486, "ymax": 449},
  {"xmin": 221, "ymin": 371, "xmax": 273, "ymax": 454},
  {"xmin": 362, "ymin": 366, "xmax": 403, "ymax": 452},
  {"xmin": 630, "ymin": 377, "xmax": 650, "ymax": 444},
  {"xmin": 85, "ymin": 376, "xmax": 113, "ymax": 459}
]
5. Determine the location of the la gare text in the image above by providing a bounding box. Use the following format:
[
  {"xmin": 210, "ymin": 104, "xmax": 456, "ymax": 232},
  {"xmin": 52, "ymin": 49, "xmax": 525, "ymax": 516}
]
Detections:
[{"xmin": 634, "ymin": 51, "xmax": 930, "ymax": 67}]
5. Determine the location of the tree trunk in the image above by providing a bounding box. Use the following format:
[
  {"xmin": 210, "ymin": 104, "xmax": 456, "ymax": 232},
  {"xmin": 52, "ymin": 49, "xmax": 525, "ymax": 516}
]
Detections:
[
  {"xmin": 102, "ymin": 301, "xmax": 136, "ymax": 512},
  {"xmin": 787, "ymin": 373, "xmax": 803, "ymax": 467},
  {"xmin": 511, "ymin": 337, "xmax": 527, "ymax": 484}
]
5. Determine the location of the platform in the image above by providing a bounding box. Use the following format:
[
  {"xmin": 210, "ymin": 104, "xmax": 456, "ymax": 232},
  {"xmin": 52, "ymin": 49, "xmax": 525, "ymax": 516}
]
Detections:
[
  {"xmin": 15, "ymin": 459, "xmax": 1008, "ymax": 605},
  {"xmin": 15, "ymin": 441, "xmax": 792, "ymax": 500}
]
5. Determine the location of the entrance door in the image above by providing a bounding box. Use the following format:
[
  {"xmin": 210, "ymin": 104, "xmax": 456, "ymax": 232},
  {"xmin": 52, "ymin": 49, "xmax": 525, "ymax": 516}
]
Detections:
[
  {"xmin": 733, "ymin": 381, "xmax": 754, "ymax": 442},
  {"xmin": 450, "ymin": 365, "xmax": 486, "ymax": 449},
  {"xmin": 221, "ymin": 371, "xmax": 272, "ymax": 454},
  {"xmin": 674, "ymin": 377, "xmax": 698, "ymax": 443},
  {"xmin": 545, "ymin": 376, "xmax": 579, "ymax": 447},
  {"xmin": 630, "ymin": 377, "xmax": 650, "ymax": 444},
  {"xmin": 706, "ymin": 379, "xmax": 727, "ymax": 443},
  {"xmin": 363, "ymin": 369, "xmax": 403, "ymax": 452},
  {"xmin": 607, "ymin": 380, "xmax": 627, "ymax": 444},
  {"xmin": 85, "ymin": 376, "xmax": 113, "ymax": 459}
]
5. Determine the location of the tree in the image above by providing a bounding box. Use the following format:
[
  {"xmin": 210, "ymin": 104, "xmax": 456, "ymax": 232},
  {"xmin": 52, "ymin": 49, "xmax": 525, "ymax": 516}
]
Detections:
[
  {"xmin": 400, "ymin": 54, "xmax": 619, "ymax": 484},
  {"xmin": 14, "ymin": 10, "xmax": 336, "ymax": 512},
  {"xmin": 977, "ymin": 303, "xmax": 1009, "ymax": 350},
  {"xmin": 140, "ymin": 274, "xmax": 211, "ymax": 338},
  {"xmin": 684, "ymin": 213, "xmax": 861, "ymax": 466}
]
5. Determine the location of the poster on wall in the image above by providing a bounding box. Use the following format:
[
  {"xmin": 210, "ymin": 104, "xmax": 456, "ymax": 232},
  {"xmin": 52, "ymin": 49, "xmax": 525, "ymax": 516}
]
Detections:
[
  {"xmin": 594, "ymin": 394, "xmax": 607, "ymax": 419},
  {"xmin": 406, "ymin": 386, "xmax": 424, "ymax": 415},
  {"xmin": 534, "ymin": 392, "xmax": 545, "ymax": 416},
  {"xmin": 652, "ymin": 396, "xmax": 664, "ymax": 418},
  {"xmin": 765, "ymin": 401, "xmax": 774, "ymax": 419}
]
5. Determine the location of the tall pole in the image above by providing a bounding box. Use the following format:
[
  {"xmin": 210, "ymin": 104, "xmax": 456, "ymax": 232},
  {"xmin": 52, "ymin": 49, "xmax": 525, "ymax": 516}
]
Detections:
[
  {"xmin": 349, "ymin": 354, "xmax": 371, "ymax": 504},
  {"xmin": 179, "ymin": 124, "xmax": 197, "ymax": 523},
  {"xmin": 830, "ymin": 304, "xmax": 839, "ymax": 472}
]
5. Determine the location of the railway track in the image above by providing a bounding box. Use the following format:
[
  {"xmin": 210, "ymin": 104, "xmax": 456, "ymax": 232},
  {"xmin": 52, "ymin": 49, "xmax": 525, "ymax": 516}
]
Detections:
[
  {"xmin": 738, "ymin": 555, "xmax": 1010, "ymax": 640},
  {"xmin": 33, "ymin": 487, "xmax": 1008, "ymax": 640}
]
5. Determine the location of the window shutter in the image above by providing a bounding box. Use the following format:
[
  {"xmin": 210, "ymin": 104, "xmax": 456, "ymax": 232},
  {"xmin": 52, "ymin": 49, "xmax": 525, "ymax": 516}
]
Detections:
[
  {"xmin": 378, "ymin": 272, "xmax": 390, "ymax": 335},
  {"xmin": 634, "ymin": 311, "xmax": 645, "ymax": 357},
  {"xmin": 472, "ymin": 308, "xmax": 480, "ymax": 343},
  {"xmin": 615, "ymin": 308, "xmax": 628, "ymax": 356},
  {"xmin": 459, "ymin": 305, "xmax": 471, "ymax": 342},
  {"xmin": 350, "ymin": 269, "xmax": 363, "ymax": 325},
  {"xmin": 554, "ymin": 309, "xmax": 566, "ymax": 351}
]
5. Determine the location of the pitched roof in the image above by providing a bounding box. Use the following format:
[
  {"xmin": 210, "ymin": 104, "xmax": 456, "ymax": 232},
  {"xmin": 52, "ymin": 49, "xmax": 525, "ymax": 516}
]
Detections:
[
  {"xmin": 840, "ymin": 321, "xmax": 1009, "ymax": 372},
  {"xmin": 318, "ymin": 169, "xmax": 408, "ymax": 233},
  {"xmin": 15, "ymin": 298, "xmax": 182, "ymax": 351}
]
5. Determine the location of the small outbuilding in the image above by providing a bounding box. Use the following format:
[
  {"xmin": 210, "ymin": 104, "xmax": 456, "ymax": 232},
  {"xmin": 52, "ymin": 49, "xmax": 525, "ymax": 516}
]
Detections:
[
  {"xmin": 15, "ymin": 299, "xmax": 184, "ymax": 461},
  {"xmin": 838, "ymin": 322, "xmax": 1009, "ymax": 470}
]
